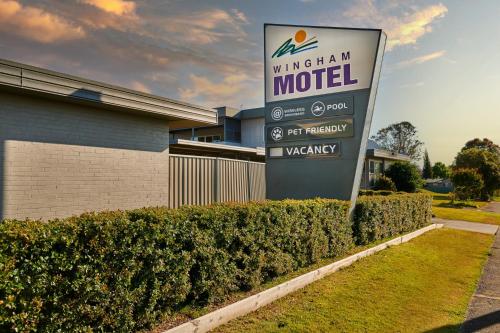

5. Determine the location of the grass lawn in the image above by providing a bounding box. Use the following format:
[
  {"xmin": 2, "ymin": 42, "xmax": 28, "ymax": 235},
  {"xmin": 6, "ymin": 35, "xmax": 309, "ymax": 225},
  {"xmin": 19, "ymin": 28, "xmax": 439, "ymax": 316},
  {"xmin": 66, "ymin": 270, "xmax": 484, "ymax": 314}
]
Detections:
[
  {"xmin": 150, "ymin": 237, "xmax": 418, "ymax": 332},
  {"xmin": 432, "ymin": 207, "xmax": 500, "ymax": 225},
  {"xmin": 421, "ymin": 189, "xmax": 500, "ymax": 225},
  {"xmin": 214, "ymin": 229, "xmax": 493, "ymax": 333}
]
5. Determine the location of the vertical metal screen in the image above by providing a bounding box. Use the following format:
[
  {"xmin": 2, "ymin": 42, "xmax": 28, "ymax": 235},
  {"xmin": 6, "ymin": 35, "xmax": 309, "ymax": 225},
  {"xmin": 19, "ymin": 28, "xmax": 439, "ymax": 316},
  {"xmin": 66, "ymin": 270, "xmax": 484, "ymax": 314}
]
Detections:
[{"xmin": 169, "ymin": 154, "xmax": 265, "ymax": 208}]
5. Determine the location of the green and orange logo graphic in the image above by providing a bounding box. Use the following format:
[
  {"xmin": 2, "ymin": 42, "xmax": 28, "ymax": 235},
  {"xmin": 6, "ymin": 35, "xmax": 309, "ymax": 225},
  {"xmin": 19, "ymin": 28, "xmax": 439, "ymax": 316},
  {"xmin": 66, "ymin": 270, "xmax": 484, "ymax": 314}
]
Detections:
[{"xmin": 272, "ymin": 29, "xmax": 318, "ymax": 58}]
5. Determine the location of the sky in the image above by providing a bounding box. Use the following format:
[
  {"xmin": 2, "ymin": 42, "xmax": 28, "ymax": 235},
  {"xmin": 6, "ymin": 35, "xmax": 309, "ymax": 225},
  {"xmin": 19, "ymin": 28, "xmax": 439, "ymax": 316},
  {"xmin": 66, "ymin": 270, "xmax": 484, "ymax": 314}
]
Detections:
[{"xmin": 0, "ymin": 0, "xmax": 499, "ymax": 165}]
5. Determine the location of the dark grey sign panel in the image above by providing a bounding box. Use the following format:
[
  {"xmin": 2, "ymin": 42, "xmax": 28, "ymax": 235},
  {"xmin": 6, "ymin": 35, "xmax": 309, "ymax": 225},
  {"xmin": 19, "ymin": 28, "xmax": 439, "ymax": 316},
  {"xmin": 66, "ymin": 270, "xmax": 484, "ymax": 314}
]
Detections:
[
  {"xmin": 266, "ymin": 117, "xmax": 353, "ymax": 143},
  {"xmin": 266, "ymin": 95, "xmax": 354, "ymax": 123},
  {"xmin": 265, "ymin": 90, "xmax": 370, "ymax": 199},
  {"xmin": 268, "ymin": 141, "xmax": 340, "ymax": 159}
]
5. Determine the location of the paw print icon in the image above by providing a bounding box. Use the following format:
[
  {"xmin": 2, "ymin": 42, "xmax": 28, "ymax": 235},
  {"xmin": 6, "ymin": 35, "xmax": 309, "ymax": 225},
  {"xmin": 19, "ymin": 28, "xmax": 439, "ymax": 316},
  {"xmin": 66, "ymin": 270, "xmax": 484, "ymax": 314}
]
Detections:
[{"xmin": 270, "ymin": 127, "xmax": 284, "ymax": 141}]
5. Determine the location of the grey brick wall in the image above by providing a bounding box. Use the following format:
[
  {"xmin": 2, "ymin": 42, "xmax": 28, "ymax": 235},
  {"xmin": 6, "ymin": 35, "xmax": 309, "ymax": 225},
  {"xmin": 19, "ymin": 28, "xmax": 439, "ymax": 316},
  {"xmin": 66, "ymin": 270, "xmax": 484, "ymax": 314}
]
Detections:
[{"xmin": 0, "ymin": 91, "xmax": 170, "ymax": 220}]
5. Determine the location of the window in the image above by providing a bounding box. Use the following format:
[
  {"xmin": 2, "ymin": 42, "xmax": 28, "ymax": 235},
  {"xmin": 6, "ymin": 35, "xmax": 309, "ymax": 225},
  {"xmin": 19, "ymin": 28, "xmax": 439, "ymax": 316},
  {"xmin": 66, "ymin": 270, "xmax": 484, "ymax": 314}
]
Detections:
[
  {"xmin": 368, "ymin": 160, "xmax": 383, "ymax": 187},
  {"xmin": 197, "ymin": 135, "xmax": 222, "ymax": 143},
  {"xmin": 369, "ymin": 160, "xmax": 382, "ymax": 174}
]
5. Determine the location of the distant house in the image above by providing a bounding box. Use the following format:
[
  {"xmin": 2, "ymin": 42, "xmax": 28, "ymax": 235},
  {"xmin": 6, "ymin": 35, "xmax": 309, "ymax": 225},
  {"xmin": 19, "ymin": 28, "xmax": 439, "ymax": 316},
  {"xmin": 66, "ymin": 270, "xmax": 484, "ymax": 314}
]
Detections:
[
  {"xmin": 170, "ymin": 107, "xmax": 411, "ymax": 189},
  {"xmin": 424, "ymin": 179, "xmax": 453, "ymax": 193},
  {"xmin": 361, "ymin": 140, "xmax": 411, "ymax": 188}
]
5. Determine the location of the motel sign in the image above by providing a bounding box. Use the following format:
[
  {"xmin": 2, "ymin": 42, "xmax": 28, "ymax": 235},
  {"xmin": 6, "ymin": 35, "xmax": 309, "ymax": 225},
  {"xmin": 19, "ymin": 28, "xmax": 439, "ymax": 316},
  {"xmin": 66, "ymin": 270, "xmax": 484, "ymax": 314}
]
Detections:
[{"xmin": 264, "ymin": 24, "xmax": 386, "ymax": 205}]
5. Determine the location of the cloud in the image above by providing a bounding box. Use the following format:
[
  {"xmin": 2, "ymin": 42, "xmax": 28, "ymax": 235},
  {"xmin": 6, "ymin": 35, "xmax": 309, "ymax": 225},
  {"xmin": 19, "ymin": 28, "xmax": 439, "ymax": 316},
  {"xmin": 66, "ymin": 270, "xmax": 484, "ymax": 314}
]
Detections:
[
  {"xmin": 0, "ymin": 2, "xmax": 260, "ymax": 108},
  {"xmin": 0, "ymin": 0, "xmax": 85, "ymax": 43},
  {"xmin": 342, "ymin": 1, "xmax": 448, "ymax": 50},
  {"xmin": 130, "ymin": 81, "xmax": 151, "ymax": 93},
  {"xmin": 72, "ymin": 0, "xmax": 139, "ymax": 31},
  {"xmin": 179, "ymin": 73, "xmax": 258, "ymax": 107},
  {"xmin": 81, "ymin": 0, "xmax": 136, "ymax": 16},
  {"xmin": 386, "ymin": 4, "xmax": 448, "ymax": 50},
  {"xmin": 231, "ymin": 9, "xmax": 249, "ymax": 24},
  {"xmin": 162, "ymin": 8, "xmax": 249, "ymax": 45},
  {"xmin": 396, "ymin": 50, "xmax": 446, "ymax": 68}
]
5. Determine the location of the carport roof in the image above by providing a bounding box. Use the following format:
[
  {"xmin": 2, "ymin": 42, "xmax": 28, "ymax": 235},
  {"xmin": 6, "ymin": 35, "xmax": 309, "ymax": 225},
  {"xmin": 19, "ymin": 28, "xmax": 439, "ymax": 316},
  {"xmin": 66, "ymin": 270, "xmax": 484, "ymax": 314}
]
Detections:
[
  {"xmin": 0, "ymin": 58, "xmax": 217, "ymax": 129},
  {"xmin": 170, "ymin": 138, "xmax": 265, "ymax": 155},
  {"xmin": 366, "ymin": 148, "xmax": 411, "ymax": 161}
]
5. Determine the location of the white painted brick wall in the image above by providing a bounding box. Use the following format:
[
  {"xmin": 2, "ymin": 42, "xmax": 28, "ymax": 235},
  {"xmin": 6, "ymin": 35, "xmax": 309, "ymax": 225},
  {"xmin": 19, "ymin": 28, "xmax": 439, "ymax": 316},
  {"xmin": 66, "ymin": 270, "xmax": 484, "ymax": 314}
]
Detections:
[{"xmin": 0, "ymin": 91, "xmax": 170, "ymax": 220}]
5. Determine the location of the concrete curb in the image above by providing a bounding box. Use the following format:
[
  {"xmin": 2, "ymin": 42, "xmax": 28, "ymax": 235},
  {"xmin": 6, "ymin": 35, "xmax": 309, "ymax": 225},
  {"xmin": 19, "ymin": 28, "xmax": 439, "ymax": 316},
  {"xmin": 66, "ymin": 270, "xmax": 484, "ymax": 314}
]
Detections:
[{"xmin": 164, "ymin": 223, "xmax": 443, "ymax": 333}]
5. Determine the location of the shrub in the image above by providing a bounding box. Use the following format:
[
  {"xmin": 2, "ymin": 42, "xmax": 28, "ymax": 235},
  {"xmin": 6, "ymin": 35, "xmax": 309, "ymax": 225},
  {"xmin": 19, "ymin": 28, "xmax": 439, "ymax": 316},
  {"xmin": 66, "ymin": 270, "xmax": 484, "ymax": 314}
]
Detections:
[
  {"xmin": 454, "ymin": 148, "xmax": 500, "ymax": 200},
  {"xmin": 359, "ymin": 189, "xmax": 396, "ymax": 196},
  {"xmin": 0, "ymin": 194, "xmax": 432, "ymax": 332},
  {"xmin": 385, "ymin": 161, "xmax": 423, "ymax": 192},
  {"xmin": 451, "ymin": 168, "xmax": 484, "ymax": 200},
  {"xmin": 359, "ymin": 189, "xmax": 375, "ymax": 196},
  {"xmin": 353, "ymin": 193, "xmax": 432, "ymax": 245},
  {"xmin": 0, "ymin": 199, "xmax": 352, "ymax": 332},
  {"xmin": 373, "ymin": 175, "xmax": 397, "ymax": 191}
]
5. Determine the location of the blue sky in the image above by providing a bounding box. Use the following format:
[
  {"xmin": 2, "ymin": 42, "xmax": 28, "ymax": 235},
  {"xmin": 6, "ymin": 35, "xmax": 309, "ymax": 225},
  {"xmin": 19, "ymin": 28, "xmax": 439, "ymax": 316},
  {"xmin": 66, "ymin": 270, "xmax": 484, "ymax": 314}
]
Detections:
[{"xmin": 0, "ymin": 0, "xmax": 499, "ymax": 164}]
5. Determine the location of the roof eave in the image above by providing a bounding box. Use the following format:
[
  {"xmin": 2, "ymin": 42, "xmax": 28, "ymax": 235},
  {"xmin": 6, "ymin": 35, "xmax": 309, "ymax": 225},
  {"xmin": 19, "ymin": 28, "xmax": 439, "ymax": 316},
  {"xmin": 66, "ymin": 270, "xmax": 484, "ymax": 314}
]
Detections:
[
  {"xmin": 171, "ymin": 139, "xmax": 265, "ymax": 155},
  {"xmin": 0, "ymin": 59, "xmax": 217, "ymax": 127},
  {"xmin": 366, "ymin": 148, "xmax": 411, "ymax": 161}
]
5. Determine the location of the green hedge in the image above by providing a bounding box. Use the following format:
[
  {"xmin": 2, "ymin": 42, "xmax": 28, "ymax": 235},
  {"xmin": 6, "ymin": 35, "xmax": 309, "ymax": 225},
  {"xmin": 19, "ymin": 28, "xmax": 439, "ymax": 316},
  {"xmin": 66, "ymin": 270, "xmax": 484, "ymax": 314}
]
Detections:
[
  {"xmin": 0, "ymin": 199, "xmax": 352, "ymax": 332},
  {"xmin": 0, "ymin": 193, "xmax": 432, "ymax": 332},
  {"xmin": 353, "ymin": 193, "xmax": 433, "ymax": 245},
  {"xmin": 359, "ymin": 189, "xmax": 396, "ymax": 196}
]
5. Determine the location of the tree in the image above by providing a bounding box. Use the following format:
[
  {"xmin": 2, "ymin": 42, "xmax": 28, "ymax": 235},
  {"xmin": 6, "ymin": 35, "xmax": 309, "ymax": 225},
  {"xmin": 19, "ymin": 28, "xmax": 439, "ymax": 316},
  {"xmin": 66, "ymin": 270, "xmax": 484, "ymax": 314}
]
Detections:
[
  {"xmin": 374, "ymin": 175, "xmax": 397, "ymax": 191},
  {"xmin": 371, "ymin": 121, "xmax": 424, "ymax": 161},
  {"xmin": 454, "ymin": 148, "xmax": 500, "ymax": 200},
  {"xmin": 422, "ymin": 149, "xmax": 433, "ymax": 179},
  {"xmin": 462, "ymin": 138, "xmax": 500, "ymax": 156},
  {"xmin": 385, "ymin": 161, "xmax": 423, "ymax": 192},
  {"xmin": 451, "ymin": 168, "xmax": 484, "ymax": 200},
  {"xmin": 432, "ymin": 162, "xmax": 450, "ymax": 179}
]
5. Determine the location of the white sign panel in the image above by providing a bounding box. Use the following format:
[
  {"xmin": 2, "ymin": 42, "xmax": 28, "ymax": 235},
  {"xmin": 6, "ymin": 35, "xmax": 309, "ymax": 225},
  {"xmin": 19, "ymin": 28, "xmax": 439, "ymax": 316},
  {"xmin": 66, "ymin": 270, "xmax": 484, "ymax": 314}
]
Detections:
[{"xmin": 265, "ymin": 25, "xmax": 380, "ymax": 102}]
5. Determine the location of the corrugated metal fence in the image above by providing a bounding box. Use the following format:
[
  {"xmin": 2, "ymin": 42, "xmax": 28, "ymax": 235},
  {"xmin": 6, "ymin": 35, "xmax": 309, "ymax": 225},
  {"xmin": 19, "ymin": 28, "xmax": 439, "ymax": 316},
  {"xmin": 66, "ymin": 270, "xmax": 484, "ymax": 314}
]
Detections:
[{"xmin": 169, "ymin": 154, "xmax": 266, "ymax": 208}]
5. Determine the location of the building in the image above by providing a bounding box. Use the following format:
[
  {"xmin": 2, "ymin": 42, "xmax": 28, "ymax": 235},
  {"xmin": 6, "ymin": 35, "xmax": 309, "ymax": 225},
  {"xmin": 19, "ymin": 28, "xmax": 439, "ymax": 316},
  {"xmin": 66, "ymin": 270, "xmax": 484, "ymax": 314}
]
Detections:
[
  {"xmin": 170, "ymin": 106, "xmax": 265, "ymax": 161},
  {"xmin": 424, "ymin": 178, "xmax": 453, "ymax": 193},
  {"xmin": 362, "ymin": 139, "xmax": 411, "ymax": 188},
  {"xmin": 1, "ymin": 59, "xmax": 410, "ymax": 220},
  {"xmin": 0, "ymin": 59, "xmax": 217, "ymax": 220},
  {"xmin": 170, "ymin": 107, "xmax": 411, "ymax": 189}
]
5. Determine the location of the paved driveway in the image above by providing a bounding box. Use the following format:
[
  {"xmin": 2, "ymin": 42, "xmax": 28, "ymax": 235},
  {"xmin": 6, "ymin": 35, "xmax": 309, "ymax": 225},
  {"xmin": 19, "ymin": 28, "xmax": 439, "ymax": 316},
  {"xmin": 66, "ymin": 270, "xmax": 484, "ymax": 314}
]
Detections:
[
  {"xmin": 433, "ymin": 218, "xmax": 498, "ymax": 234},
  {"xmin": 481, "ymin": 202, "xmax": 500, "ymax": 213},
  {"xmin": 462, "ymin": 231, "xmax": 500, "ymax": 333}
]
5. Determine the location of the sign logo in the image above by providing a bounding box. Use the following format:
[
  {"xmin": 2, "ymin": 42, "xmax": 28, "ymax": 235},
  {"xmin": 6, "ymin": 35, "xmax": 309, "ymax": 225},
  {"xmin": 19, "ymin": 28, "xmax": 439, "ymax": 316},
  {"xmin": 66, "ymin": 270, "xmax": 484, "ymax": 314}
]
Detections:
[
  {"xmin": 270, "ymin": 127, "xmax": 284, "ymax": 141},
  {"xmin": 311, "ymin": 101, "xmax": 326, "ymax": 117},
  {"xmin": 271, "ymin": 107, "xmax": 284, "ymax": 121},
  {"xmin": 272, "ymin": 29, "xmax": 318, "ymax": 58}
]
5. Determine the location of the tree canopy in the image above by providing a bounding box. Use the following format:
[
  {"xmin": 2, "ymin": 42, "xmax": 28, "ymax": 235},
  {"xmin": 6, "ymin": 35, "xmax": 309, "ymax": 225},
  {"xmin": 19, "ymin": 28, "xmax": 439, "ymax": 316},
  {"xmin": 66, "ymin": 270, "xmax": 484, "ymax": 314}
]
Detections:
[
  {"xmin": 454, "ymin": 147, "xmax": 500, "ymax": 200},
  {"xmin": 451, "ymin": 168, "xmax": 484, "ymax": 200},
  {"xmin": 422, "ymin": 149, "xmax": 433, "ymax": 179},
  {"xmin": 432, "ymin": 162, "xmax": 450, "ymax": 179},
  {"xmin": 462, "ymin": 138, "xmax": 500, "ymax": 156},
  {"xmin": 385, "ymin": 161, "xmax": 423, "ymax": 192},
  {"xmin": 370, "ymin": 121, "xmax": 423, "ymax": 161}
]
